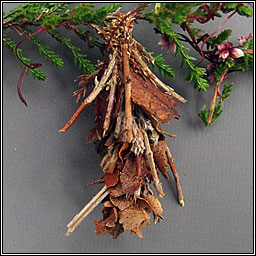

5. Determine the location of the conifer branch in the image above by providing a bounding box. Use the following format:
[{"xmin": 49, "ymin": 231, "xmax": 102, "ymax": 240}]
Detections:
[
  {"xmin": 3, "ymin": 33, "xmax": 46, "ymax": 81},
  {"xmin": 47, "ymin": 29, "xmax": 96, "ymax": 74}
]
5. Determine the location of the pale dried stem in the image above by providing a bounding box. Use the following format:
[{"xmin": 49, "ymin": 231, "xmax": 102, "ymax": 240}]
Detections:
[
  {"xmin": 66, "ymin": 185, "xmax": 109, "ymax": 236},
  {"xmin": 73, "ymin": 87, "xmax": 87, "ymax": 103},
  {"xmin": 133, "ymin": 39, "xmax": 155, "ymax": 64},
  {"xmin": 133, "ymin": 49, "xmax": 187, "ymax": 103},
  {"xmin": 13, "ymin": 25, "xmax": 24, "ymax": 35},
  {"xmin": 103, "ymin": 65, "xmax": 118, "ymax": 137},
  {"xmin": 83, "ymin": 50, "xmax": 117, "ymax": 105},
  {"xmin": 122, "ymin": 44, "xmax": 133, "ymax": 143},
  {"xmin": 59, "ymin": 50, "xmax": 117, "ymax": 132},
  {"xmin": 114, "ymin": 87, "xmax": 124, "ymax": 138},
  {"xmin": 114, "ymin": 111, "xmax": 123, "ymax": 139},
  {"xmin": 74, "ymin": 69, "xmax": 100, "ymax": 83},
  {"xmin": 166, "ymin": 147, "xmax": 184, "ymax": 206},
  {"xmin": 142, "ymin": 129, "xmax": 165, "ymax": 198}
]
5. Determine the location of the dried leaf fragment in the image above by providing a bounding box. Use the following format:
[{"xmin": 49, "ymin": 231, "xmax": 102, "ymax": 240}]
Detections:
[
  {"xmin": 141, "ymin": 194, "xmax": 163, "ymax": 216},
  {"xmin": 131, "ymin": 70, "xmax": 180, "ymax": 123},
  {"xmin": 101, "ymin": 148, "xmax": 119, "ymax": 173},
  {"xmin": 110, "ymin": 195, "xmax": 134, "ymax": 211},
  {"xmin": 119, "ymin": 204, "xmax": 150, "ymax": 238},
  {"xmin": 94, "ymin": 202, "xmax": 124, "ymax": 239},
  {"xmin": 150, "ymin": 139, "xmax": 169, "ymax": 180},
  {"xmin": 94, "ymin": 219, "xmax": 111, "ymax": 235},
  {"xmin": 108, "ymin": 182, "xmax": 126, "ymax": 197},
  {"xmin": 120, "ymin": 155, "xmax": 149, "ymax": 194},
  {"xmin": 104, "ymin": 169, "xmax": 119, "ymax": 188}
]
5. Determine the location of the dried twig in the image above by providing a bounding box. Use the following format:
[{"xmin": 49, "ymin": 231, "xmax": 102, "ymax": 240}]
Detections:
[
  {"xmin": 102, "ymin": 65, "xmax": 118, "ymax": 137},
  {"xmin": 59, "ymin": 50, "xmax": 118, "ymax": 132},
  {"xmin": 133, "ymin": 49, "xmax": 187, "ymax": 103},
  {"xmin": 142, "ymin": 128, "xmax": 165, "ymax": 198},
  {"xmin": 74, "ymin": 69, "xmax": 100, "ymax": 83},
  {"xmin": 122, "ymin": 44, "xmax": 133, "ymax": 143},
  {"xmin": 66, "ymin": 185, "xmax": 109, "ymax": 236},
  {"xmin": 166, "ymin": 147, "xmax": 184, "ymax": 206}
]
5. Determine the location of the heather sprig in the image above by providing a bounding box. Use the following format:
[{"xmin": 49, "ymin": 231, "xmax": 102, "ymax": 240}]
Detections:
[
  {"xmin": 144, "ymin": 2, "xmax": 253, "ymax": 126},
  {"xmin": 2, "ymin": 2, "xmax": 253, "ymax": 126}
]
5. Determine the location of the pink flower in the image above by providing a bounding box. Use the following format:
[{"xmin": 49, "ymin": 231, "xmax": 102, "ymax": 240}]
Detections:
[
  {"xmin": 169, "ymin": 40, "xmax": 176, "ymax": 53},
  {"xmin": 158, "ymin": 35, "xmax": 170, "ymax": 48},
  {"xmin": 216, "ymin": 42, "xmax": 233, "ymax": 53},
  {"xmin": 230, "ymin": 48, "xmax": 244, "ymax": 58},
  {"xmin": 238, "ymin": 33, "xmax": 253, "ymax": 46},
  {"xmin": 215, "ymin": 42, "xmax": 245, "ymax": 61},
  {"xmin": 219, "ymin": 49, "xmax": 230, "ymax": 60},
  {"xmin": 215, "ymin": 42, "xmax": 232, "ymax": 60},
  {"xmin": 158, "ymin": 35, "xmax": 176, "ymax": 53},
  {"xmin": 237, "ymin": 36, "xmax": 247, "ymax": 46}
]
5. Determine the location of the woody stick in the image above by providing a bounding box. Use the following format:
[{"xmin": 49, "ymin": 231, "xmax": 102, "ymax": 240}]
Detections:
[
  {"xmin": 122, "ymin": 43, "xmax": 133, "ymax": 143},
  {"xmin": 66, "ymin": 185, "xmax": 109, "ymax": 236},
  {"xmin": 59, "ymin": 50, "xmax": 118, "ymax": 132},
  {"xmin": 166, "ymin": 147, "xmax": 184, "ymax": 206}
]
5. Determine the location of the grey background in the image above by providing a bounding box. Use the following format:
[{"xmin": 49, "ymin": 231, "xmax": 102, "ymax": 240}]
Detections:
[{"xmin": 2, "ymin": 2, "xmax": 254, "ymax": 254}]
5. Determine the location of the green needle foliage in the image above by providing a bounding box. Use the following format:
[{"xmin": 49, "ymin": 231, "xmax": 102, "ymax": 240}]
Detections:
[
  {"xmin": 2, "ymin": 3, "xmax": 253, "ymax": 127},
  {"xmin": 144, "ymin": 2, "xmax": 253, "ymax": 126},
  {"xmin": 23, "ymin": 29, "xmax": 64, "ymax": 68},
  {"xmin": 47, "ymin": 29, "xmax": 96, "ymax": 74},
  {"xmin": 199, "ymin": 83, "xmax": 234, "ymax": 126},
  {"xmin": 152, "ymin": 54, "xmax": 175, "ymax": 79},
  {"xmin": 3, "ymin": 34, "xmax": 46, "ymax": 80}
]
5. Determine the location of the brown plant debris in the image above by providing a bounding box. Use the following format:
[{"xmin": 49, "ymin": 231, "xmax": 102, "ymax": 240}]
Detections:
[
  {"xmin": 131, "ymin": 70, "xmax": 180, "ymax": 124},
  {"xmin": 150, "ymin": 138, "xmax": 169, "ymax": 180},
  {"xmin": 64, "ymin": 8, "xmax": 185, "ymax": 238}
]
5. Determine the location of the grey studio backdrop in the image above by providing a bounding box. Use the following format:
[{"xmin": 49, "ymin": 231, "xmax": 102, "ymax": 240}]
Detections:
[{"xmin": 2, "ymin": 2, "xmax": 254, "ymax": 254}]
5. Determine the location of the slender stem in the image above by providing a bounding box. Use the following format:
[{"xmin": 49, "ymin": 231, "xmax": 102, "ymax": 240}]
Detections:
[
  {"xmin": 133, "ymin": 48, "xmax": 187, "ymax": 103},
  {"xmin": 85, "ymin": 30, "xmax": 93, "ymax": 48},
  {"xmin": 66, "ymin": 185, "xmax": 109, "ymax": 236},
  {"xmin": 178, "ymin": 33, "xmax": 212, "ymax": 61},
  {"xmin": 59, "ymin": 50, "xmax": 117, "ymax": 132},
  {"xmin": 142, "ymin": 128, "xmax": 165, "ymax": 198},
  {"xmin": 17, "ymin": 67, "xmax": 28, "ymax": 106},
  {"xmin": 208, "ymin": 70, "xmax": 227, "ymax": 124},
  {"xmin": 187, "ymin": 3, "xmax": 220, "ymax": 24},
  {"xmin": 183, "ymin": 23, "xmax": 201, "ymax": 53},
  {"xmin": 14, "ymin": 21, "xmax": 74, "ymax": 105},
  {"xmin": 186, "ymin": 15, "xmax": 205, "ymax": 22},
  {"xmin": 102, "ymin": 65, "xmax": 117, "ymax": 137},
  {"xmin": 122, "ymin": 44, "xmax": 133, "ymax": 143},
  {"xmin": 166, "ymin": 147, "xmax": 184, "ymax": 206},
  {"xmin": 196, "ymin": 11, "xmax": 236, "ymax": 67}
]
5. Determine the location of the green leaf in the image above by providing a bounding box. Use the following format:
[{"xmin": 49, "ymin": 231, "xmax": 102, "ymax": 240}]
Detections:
[
  {"xmin": 237, "ymin": 5, "xmax": 253, "ymax": 17},
  {"xmin": 221, "ymin": 83, "xmax": 234, "ymax": 100},
  {"xmin": 207, "ymin": 29, "xmax": 232, "ymax": 47},
  {"xmin": 225, "ymin": 3, "xmax": 238, "ymax": 9},
  {"xmin": 3, "ymin": 34, "xmax": 46, "ymax": 81},
  {"xmin": 211, "ymin": 100, "xmax": 224, "ymax": 124},
  {"xmin": 25, "ymin": 30, "xmax": 64, "ymax": 68},
  {"xmin": 152, "ymin": 54, "xmax": 175, "ymax": 79},
  {"xmin": 48, "ymin": 30, "xmax": 96, "ymax": 74},
  {"xmin": 199, "ymin": 82, "xmax": 234, "ymax": 126},
  {"xmin": 199, "ymin": 105, "xmax": 210, "ymax": 127},
  {"xmin": 30, "ymin": 68, "xmax": 47, "ymax": 80},
  {"xmin": 243, "ymin": 37, "xmax": 253, "ymax": 50},
  {"xmin": 190, "ymin": 28, "xmax": 204, "ymax": 38}
]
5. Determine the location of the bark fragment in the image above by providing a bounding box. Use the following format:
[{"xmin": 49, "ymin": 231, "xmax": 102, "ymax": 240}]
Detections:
[{"xmin": 130, "ymin": 70, "xmax": 180, "ymax": 124}]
